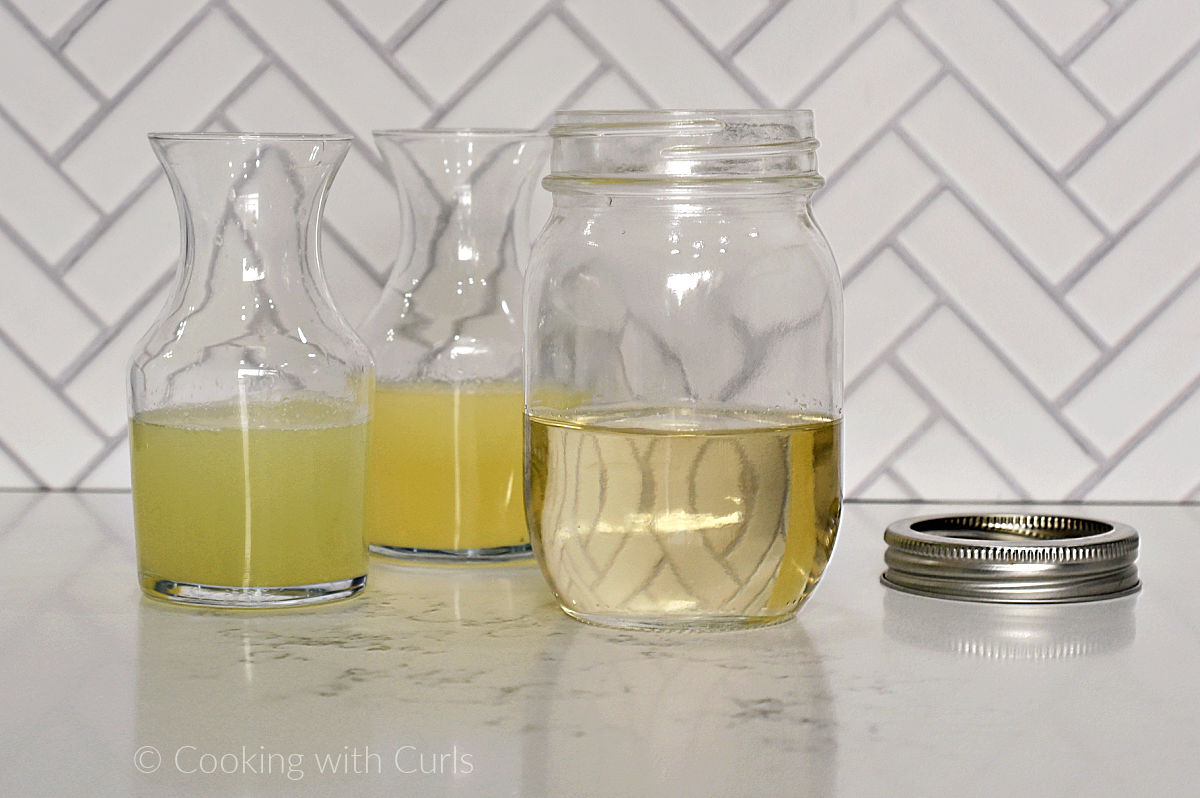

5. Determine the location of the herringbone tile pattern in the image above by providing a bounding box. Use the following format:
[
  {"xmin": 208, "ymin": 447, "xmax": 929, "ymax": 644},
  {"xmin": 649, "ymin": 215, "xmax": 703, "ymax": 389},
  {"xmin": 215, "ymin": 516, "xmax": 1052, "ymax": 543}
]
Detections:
[{"xmin": 0, "ymin": 0, "xmax": 1196, "ymax": 500}]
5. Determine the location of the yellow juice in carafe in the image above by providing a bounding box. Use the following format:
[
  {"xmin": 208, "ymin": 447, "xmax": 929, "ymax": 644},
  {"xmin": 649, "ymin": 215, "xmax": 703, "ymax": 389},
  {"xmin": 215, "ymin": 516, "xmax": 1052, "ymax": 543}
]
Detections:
[
  {"xmin": 365, "ymin": 381, "xmax": 527, "ymax": 552},
  {"xmin": 130, "ymin": 397, "xmax": 369, "ymax": 589}
]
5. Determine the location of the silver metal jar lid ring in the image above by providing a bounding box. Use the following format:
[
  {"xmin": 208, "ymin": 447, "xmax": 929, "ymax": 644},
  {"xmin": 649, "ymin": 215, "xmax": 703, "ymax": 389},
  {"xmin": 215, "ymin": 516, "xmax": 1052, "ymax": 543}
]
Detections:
[{"xmin": 881, "ymin": 514, "xmax": 1141, "ymax": 604}]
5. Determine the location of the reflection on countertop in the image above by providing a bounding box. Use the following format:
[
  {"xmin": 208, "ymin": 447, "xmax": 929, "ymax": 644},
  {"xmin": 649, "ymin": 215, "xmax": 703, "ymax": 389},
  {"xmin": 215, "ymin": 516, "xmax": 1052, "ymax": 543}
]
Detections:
[
  {"xmin": 132, "ymin": 556, "xmax": 835, "ymax": 796},
  {"xmin": 0, "ymin": 493, "xmax": 1198, "ymax": 797},
  {"xmin": 883, "ymin": 589, "xmax": 1137, "ymax": 659}
]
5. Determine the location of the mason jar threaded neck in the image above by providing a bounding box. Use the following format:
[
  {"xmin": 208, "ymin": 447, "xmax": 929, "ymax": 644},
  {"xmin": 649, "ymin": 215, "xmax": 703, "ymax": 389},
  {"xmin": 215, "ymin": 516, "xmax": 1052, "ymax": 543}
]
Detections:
[{"xmin": 545, "ymin": 109, "xmax": 822, "ymax": 193}]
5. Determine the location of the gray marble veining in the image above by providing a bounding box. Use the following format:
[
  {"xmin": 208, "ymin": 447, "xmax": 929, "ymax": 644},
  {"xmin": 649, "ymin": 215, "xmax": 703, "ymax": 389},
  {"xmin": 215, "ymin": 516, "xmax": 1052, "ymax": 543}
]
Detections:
[{"xmin": 1, "ymin": 493, "xmax": 1197, "ymax": 796}]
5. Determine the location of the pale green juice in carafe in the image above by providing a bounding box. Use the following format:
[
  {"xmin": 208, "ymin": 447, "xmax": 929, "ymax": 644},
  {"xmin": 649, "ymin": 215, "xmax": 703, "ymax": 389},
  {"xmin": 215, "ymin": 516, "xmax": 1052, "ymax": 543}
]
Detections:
[{"xmin": 131, "ymin": 397, "xmax": 368, "ymax": 590}]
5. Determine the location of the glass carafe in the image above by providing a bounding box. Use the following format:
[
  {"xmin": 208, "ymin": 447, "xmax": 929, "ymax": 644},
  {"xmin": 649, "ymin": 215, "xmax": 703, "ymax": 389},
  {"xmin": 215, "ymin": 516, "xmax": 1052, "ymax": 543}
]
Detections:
[
  {"xmin": 129, "ymin": 133, "xmax": 373, "ymax": 607},
  {"xmin": 525, "ymin": 110, "xmax": 843, "ymax": 631},
  {"xmin": 360, "ymin": 129, "xmax": 547, "ymax": 562}
]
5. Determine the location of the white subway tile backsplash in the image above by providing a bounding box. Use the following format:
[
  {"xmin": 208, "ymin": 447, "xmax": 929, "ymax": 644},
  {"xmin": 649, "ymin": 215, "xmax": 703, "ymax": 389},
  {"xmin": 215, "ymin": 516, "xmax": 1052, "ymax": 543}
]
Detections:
[
  {"xmin": 905, "ymin": 0, "xmax": 1106, "ymax": 170},
  {"xmin": 440, "ymin": 15, "xmax": 597, "ymax": 127},
  {"xmin": 225, "ymin": 67, "xmax": 330, "ymax": 132},
  {"xmin": 337, "ymin": 0, "xmax": 426, "ymax": 40},
  {"xmin": 804, "ymin": 17, "xmax": 940, "ymax": 175},
  {"xmin": 62, "ymin": 177, "xmax": 175, "ymax": 326},
  {"xmin": 844, "ymin": 365, "xmax": 929, "ymax": 492},
  {"xmin": 1068, "ymin": 163, "xmax": 1200, "ymax": 346},
  {"xmin": 855, "ymin": 472, "xmax": 916, "ymax": 501},
  {"xmin": 892, "ymin": 420, "xmax": 1022, "ymax": 500},
  {"xmin": 0, "ymin": 342, "xmax": 104, "ymax": 486},
  {"xmin": 735, "ymin": 0, "xmax": 891, "ymax": 105},
  {"xmin": 897, "ymin": 308, "xmax": 1096, "ymax": 497},
  {"xmin": 0, "ymin": 232, "xmax": 99, "ymax": 377},
  {"xmin": 1085, "ymin": 387, "xmax": 1200, "ymax": 501},
  {"xmin": 0, "ymin": 114, "xmax": 98, "ymax": 263},
  {"xmin": 567, "ymin": 0, "xmax": 755, "ymax": 107},
  {"xmin": 0, "ymin": 0, "xmax": 1197, "ymax": 499},
  {"xmin": 898, "ymin": 192, "xmax": 1100, "ymax": 397},
  {"xmin": 6, "ymin": 0, "xmax": 85, "ymax": 37},
  {"xmin": 1070, "ymin": 52, "xmax": 1200, "ymax": 231},
  {"xmin": 1004, "ymin": 0, "xmax": 1108, "ymax": 55},
  {"xmin": 323, "ymin": 155, "xmax": 400, "ymax": 276},
  {"xmin": 0, "ymin": 5, "xmax": 96, "ymax": 150},
  {"xmin": 77, "ymin": 439, "xmax": 130, "ymax": 490},
  {"xmin": 0, "ymin": 447, "xmax": 35, "ymax": 488},
  {"xmin": 63, "ymin": 286, "xmax": 166, "ymax": 437},
  {"xmin": 844, "ymin": 248, "xmax": 936, "ymax": 383},
  {"xmin": 396, "ymin": 0, "xmax": 544, "ymax": 103},
  {"xmin": 1071, "ymin": 0, "xmax": 1200, "ymax": 115},
  {"xmin": 229, "ymin": 0, "xmax": 426, "ymax": 140},
  {"xmin": 902, "ymin": 77, "xmax": 1103, "ymax": 280},
  {"xmin": 814, "ymin": 133, "xmax": 939, "ymax": 270},
  {"xmin": 322, "ymin": 235, "xmax": 385, "ymax": 328},
  {"xmin": 667, "ymin": 0, "xmax": 769, "ymax": 49},
  {"xmin": 1064, "ymin": 275, "xmax": 1200, "ymax": 456},
  {"xmin": 60, "ymin": 9, "xmax": 261, "ymax": 211},
  {"xmin": 63, "ymin": 0, "xmax": 206, "ymax": 98},
  {"xmin": 566, "ymin": 70, "xmax": 649, "ymax": 111}
]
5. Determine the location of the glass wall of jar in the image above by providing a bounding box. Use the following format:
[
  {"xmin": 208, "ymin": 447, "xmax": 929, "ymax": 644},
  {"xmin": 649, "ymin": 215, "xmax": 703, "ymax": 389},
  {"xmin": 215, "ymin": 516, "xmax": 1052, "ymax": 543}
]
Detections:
[
  {"xmin": 359, "ymin": 130, "xmax": 548, "ymax": 562},
  {"xmin": 525, "ymin": 110, "xmax": 842, "ymax": 631},
  {"xmin": 129, "ymin": 133, "xmax": 373, "ymax": 608}
]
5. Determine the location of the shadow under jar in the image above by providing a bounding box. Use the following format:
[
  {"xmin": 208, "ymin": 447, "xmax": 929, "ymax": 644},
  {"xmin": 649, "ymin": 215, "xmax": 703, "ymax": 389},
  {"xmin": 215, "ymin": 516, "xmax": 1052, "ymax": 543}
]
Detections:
[
  {"xmin": 129, "ymin": 133, "xmax": 372, "ymax": 608},
  {"xmin": 525, "ymin": 110, "xmax": 843, "ymax": 631}
]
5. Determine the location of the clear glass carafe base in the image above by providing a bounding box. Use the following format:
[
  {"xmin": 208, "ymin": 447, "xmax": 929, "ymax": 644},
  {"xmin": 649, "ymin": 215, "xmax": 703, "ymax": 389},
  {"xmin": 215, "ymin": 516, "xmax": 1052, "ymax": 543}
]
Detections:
[{"xmin": 139, "ymin": 575, "xmax": 366, "ymax": 608}]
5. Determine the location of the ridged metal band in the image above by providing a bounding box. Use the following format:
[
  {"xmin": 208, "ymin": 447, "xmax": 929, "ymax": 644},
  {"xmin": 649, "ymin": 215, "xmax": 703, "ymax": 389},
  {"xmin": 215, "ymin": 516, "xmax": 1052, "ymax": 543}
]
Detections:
[{"xmin": 881, "ymin": 514, "xmax": 1141, "ymax": 603}]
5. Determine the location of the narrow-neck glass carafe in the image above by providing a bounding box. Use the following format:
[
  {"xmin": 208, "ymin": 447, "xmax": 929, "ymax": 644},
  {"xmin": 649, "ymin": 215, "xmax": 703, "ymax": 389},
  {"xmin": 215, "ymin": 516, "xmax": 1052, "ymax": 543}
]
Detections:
[
  {"xmin": 129, "ymin": 133, "xmax": 373, "ymax": 607},
  {"xmin": 359, "ymin": 129, "xmax": 547, "ymax": 562}
]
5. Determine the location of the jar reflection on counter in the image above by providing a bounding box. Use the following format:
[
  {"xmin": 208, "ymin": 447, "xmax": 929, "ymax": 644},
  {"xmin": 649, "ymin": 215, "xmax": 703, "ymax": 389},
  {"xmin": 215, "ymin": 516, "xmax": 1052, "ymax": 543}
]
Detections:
[{"xmin": 524, "ymin": 110, "xmax": 843, "ymax": 631}]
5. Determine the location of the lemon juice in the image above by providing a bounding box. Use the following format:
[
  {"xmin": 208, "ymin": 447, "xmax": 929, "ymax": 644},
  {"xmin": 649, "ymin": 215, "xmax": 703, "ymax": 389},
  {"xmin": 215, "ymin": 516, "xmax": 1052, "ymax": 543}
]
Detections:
[
  {"xmin": 526, "ymin": 408, "xmax": 841, "ymax": 628},
  {"xmin": 130, "ymin": 397, "xmax": 369, "ymax": 602},
  {"xmin": 365, "ymin": 381, "xmax": 528, "ymax": 557}
]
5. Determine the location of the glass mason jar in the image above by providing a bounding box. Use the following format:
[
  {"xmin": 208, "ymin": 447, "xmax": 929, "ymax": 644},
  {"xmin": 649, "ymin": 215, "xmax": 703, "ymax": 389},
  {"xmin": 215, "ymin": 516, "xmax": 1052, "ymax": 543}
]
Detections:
[
  {"xmin": 525, "ymin": 110, "xmax": 843, "ymax": 631},
  {"xmin": 129, "ymin": 133, "xmax": 373, "ymax": 608},
  {"xmin": 360, "ymin": 130, "xmax": 548, "ymax": 562}
]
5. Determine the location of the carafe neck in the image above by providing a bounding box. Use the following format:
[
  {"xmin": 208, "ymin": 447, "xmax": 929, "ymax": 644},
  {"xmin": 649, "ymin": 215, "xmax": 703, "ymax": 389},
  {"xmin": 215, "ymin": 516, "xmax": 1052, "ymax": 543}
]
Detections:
[{"xmin": 151, "ymin": 134, "xmax": 350, "ymax": 306}]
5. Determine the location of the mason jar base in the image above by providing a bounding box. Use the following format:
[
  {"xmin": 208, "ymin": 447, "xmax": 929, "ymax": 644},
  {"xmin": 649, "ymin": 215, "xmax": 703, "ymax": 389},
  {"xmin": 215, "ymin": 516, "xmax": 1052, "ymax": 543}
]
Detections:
[
  {"xmin": 559, "ymin": 606, "xmax": 798, "ymax": 632},
  {"xmin": 140, "ymin": 575, "xmax": 366, "ymax": 608},
  {"xmin": 369, "ymin": 543, "xmax": 532, "ymax": 563}
]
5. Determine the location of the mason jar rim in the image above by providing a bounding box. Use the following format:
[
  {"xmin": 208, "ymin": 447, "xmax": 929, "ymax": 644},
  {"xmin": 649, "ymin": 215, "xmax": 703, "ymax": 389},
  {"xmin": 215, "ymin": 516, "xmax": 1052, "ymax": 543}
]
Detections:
[
  {"xmin": 545, "ymin": 109, "xmax": 820, "ymax": 189},
  {"xmin": 550, "ymin": 109, "xmax": 814, "ymax": 137}
]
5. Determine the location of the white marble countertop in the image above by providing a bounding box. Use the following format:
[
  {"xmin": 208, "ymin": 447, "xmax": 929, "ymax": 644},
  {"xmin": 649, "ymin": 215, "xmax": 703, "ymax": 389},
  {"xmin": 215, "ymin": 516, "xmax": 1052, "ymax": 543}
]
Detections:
[{"xmin": 1, "ymin": 493, "xmax": 1196, "ymax": 797}]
